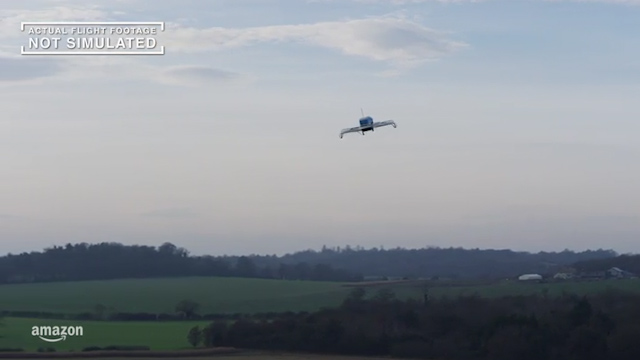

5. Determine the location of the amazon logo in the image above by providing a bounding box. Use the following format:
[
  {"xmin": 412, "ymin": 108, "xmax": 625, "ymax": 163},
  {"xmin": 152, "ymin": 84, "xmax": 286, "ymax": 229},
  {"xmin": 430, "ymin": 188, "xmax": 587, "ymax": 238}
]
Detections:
[{"xmin": 31, "ymin": 325, "xmax": 83, "ymax": 343}]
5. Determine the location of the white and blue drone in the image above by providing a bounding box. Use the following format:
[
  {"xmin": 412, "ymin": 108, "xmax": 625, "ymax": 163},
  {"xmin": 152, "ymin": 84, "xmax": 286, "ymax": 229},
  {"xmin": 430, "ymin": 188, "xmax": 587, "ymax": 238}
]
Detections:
[{"xmin": 339, "ymin": 109, "xmax": 397, "ymax": 139}]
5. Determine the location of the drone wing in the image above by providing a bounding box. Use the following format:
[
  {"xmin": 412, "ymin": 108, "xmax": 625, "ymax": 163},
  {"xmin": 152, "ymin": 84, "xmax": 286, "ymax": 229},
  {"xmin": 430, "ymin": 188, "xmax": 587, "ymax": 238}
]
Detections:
[
  {"xmin": 372, "ymin": 120, "xmax": 397, "ymax": 129},
  {"xmin": 339, "ymin": 126, "xmax": 363, "ymax": 139}
]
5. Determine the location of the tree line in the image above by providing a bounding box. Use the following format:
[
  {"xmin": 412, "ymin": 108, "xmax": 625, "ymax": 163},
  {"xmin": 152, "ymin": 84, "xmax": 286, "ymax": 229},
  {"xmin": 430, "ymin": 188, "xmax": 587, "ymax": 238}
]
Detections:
[
  {"xmin": 0, "ymin": 242, "xmax": 618, "ymax": 284},
  {"xmin": 188, "ymin": 287, "xmax": 640, "ymax": 360},
  {"xmin": 0, "ymin": 242, "xmax": 361, "ymax": 284},
  {"xmin": 238, "ymin": 246, "xmax": 616, "ymax": 279},
  {"xmin": 574, "ymin": 254, "xmax": 640, "ymax": 274}
]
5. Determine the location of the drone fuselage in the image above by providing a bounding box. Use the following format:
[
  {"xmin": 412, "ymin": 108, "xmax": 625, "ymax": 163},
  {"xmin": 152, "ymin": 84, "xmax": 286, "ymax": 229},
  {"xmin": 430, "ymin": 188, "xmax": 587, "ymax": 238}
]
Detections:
[{"xmin": 359, "ymin": 116, "xmax": 374, "ymax": 134}]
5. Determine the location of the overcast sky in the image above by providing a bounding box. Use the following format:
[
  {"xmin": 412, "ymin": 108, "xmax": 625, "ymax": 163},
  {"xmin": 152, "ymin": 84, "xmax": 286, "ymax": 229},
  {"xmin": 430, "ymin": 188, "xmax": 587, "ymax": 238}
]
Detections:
[{"xmin": 1, "ymin": 0, "xmax": 640, "ymax": 256}]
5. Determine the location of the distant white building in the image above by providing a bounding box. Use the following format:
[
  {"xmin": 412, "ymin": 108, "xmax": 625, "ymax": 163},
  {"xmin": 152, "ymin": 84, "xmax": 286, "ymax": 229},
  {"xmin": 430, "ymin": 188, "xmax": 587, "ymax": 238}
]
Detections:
[
  {"xmin": 518, "ymin": 274, "xmax": 543, "ymax": 281},
  {"xmin": 608, "ymin": 267, "xmax": 635, "ymax": 279},
  {"xmin": 554, "ymin": 272, "xmax": 574, "ymax": 280}
]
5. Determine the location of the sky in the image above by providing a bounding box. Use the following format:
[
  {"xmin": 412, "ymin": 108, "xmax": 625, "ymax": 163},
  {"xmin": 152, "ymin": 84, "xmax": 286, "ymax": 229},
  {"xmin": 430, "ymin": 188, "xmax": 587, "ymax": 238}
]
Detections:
[{"xmin": 1, "ymin": 0, "xmax": 640, "ymax": 256}]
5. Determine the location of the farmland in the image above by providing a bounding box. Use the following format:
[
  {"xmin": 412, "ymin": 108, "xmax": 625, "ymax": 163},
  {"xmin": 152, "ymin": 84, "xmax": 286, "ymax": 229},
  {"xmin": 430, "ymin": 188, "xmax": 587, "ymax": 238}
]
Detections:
[
  {"xmin": 0, "ymin": 317, "xmax": 209, "ymax": 351},
  {"xmin": 1, "ymin": 276, "xmax": 640, "ymax": 316},
  {"xmin": 2, "ymin": 276, "xmax": 640, "ymax": 351},
  {"xmin": 0, "ymin": 277, "xmax": 352, "ymax": 315}
]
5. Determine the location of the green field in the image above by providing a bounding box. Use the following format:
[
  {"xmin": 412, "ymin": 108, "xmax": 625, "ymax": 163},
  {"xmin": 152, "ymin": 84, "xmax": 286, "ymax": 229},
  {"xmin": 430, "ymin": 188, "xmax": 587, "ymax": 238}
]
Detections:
[
  {"xmin": 2, "ymin": 276, "xmax": 640, "ymax": 351},
  {"xmin": 0, "ymin": 277, "xmax": 354, "ymax": 315},
  {"xmin": 2, "ymin": 276, "xmax": 640, "ymax": 316},
  {"xmin": 0, "ymin": 317, "xmax": 209, "ymax": 351}
]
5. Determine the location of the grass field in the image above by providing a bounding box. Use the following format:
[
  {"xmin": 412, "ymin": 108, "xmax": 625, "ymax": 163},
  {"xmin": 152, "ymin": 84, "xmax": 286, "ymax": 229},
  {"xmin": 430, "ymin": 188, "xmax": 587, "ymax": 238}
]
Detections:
[
  {"xmin": 0, "ymin": 277, "xmax": 354, "ymax": 315},
  {"xmin": 0, "ymin": 317, "xmax": 209, "ymax": 351},
  {"xmin": 2, "ymin": 277, "xmax": 640, "ymax": 351},
  {"xmin": 2, "ymin": 276, "xmax": 640, "ymax": 316}
]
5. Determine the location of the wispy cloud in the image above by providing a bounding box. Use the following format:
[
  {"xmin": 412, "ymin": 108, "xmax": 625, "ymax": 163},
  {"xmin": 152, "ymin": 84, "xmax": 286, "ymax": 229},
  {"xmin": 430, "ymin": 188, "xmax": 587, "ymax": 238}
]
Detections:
[
  {"xmin": 311, "ymin": 0, "xmax": 640, "ymax": 4},
  {"xmin": 0, "ymin": 49, "xmax": 241, "ymax": 86},
  {"xmin": 545, "ymin": 0, "xmax": 640, "ymax": 3},
  {"xmin": 322, "ymin": 0, "xmax": 640, "ymax": 3},
  {"xmin": 160, "ymin": 15, "xmax": 467, "ymax": 73},
  {"xmin": 1, "ymin": 3, "xmax": 465, "ymax": 80},
  {"xmin": 0, "ymin": 6, "xmax": 113, "ymax": 40},
  {"xmin": 308, "ymin": 0, "xmax": 485, "ymax": 3},
  {"xmin": 52, "ymin": 55, "xmax": 243, "ymax": 86},
  {"xmin": 160, "ymin": 65, "xmax": 243, "ymax": 86},
  {"xmin": 0, "ymin": 55, "xmax": 62, "ymax": 82}
]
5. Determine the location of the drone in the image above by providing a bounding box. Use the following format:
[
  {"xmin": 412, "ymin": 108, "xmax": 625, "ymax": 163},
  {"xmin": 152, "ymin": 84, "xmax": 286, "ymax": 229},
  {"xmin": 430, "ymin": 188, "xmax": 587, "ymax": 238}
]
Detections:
[{"xmin": 339, "ymin": 109, "xmax": 397, "ymax": 139}]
